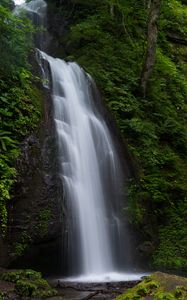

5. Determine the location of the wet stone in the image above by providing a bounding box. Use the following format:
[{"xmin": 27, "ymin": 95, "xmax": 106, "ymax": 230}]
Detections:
[{"xmin": 50, "ymin": 280, "xmax": 140, "ymax": 300}]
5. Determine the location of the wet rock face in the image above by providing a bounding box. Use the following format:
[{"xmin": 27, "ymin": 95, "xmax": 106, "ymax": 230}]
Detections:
[
  {"xmin": 6, "ymin": 92, "xmax": 63, "ymax": 274},
  {"xmin": 45, "ymin": 0, "xmax": 75, "ymax": 57}
]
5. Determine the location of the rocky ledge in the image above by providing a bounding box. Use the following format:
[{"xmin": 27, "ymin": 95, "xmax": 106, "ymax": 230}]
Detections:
[{"xmin": 0, "ymin": 269, "xmax": 186, "ymax": 300}]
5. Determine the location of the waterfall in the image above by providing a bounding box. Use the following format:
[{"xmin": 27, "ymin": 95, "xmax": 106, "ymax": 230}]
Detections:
[
  {"xmin": 14, "ymin": 0, "xmax": 48, "ymax": 50},
  {"xmin": 13, "ymin": 0, "xmax": 146, "ymax": 282},
  {"xmin": 37, "ymin": 51, "xmax": 131, "ymax": 280}
]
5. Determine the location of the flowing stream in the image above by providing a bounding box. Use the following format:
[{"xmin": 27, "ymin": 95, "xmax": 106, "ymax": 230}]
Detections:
[{"xmin": 13, "ymin": 0, "xmax": 146, "ymax": 282}]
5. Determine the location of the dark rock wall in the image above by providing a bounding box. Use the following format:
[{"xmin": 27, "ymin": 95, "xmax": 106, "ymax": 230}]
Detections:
[{"xmin": 5, "ymin": 69, "xmax": 64, "ymax": 275}]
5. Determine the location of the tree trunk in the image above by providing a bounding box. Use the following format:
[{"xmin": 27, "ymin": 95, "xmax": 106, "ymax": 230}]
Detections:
[{"xmin": 140, "ymin": 0, "xmax": 161, "ymax": 97}]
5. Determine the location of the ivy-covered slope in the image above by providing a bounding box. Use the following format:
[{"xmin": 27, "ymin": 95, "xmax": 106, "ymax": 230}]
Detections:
[
  {"xmin": 47, "ymin": 0, "xmax": 187, "ymax": 270},
  {"xmin": 0, "ymin": 0, "xmax": 41, "ymax": 234}
]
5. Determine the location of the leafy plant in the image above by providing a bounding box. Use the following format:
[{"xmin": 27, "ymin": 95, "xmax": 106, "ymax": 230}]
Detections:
[{"xmin": 0, "ymin": 1, "xmax": 41, "ymax": 233}]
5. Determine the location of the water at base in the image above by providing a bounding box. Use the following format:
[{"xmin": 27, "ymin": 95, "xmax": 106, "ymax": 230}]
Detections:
[{"xmin": 62, "ymin": 272, "xmax": 149, "ymax": 283}]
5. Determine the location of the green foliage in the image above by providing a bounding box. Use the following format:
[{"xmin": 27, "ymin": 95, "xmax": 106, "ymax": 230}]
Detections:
[
  {"xmin": 0, "ymin": 154, "xmax": 17, "ymax": 233},
  {"xmin": 114, "ymin": 272, "xmax": 187, "ymax": 300},
  {"xmin": 160, "ymin": 0, "xmax": 187, "ymax": 38},
  {"xmin": 0, "ymin": 269, "xmax": 41, "ymax": 282},
  {"xmin": 1, "ymin": 269, "xmax": 57, "ymax": 298},
  {"xmin": 0, "ymin": 81, "xmax": 41, "ymax": 233},
  {"xmin": 15, "ymin": 276, "xmax": 57, "ymax": 298},
  {"xmin": 0, "ymin": 0, "xmax": 13, "ymax": 9},
  {"xmin": 36, "ymin": 209, "xmax": 52, "ymax": 237},
  {"xmin": 14, "ymin": 243, "xmax": 28, "ymax": 257},
  {"xmin": 0, "ymin": 5, "xmax": 34, "ymax": 75},
  {"xmin": 1, "ymin": 270, "xmax": 22, "ymax": 283},
  {"xmin": 0, "ymin": 2, "xmax": 41, "ymax": 233},
  {"xmin": 32, "ymin": 286, "xmax": 57, "ymax": 298},
  {"xmin": 14, "ymin": 231, "xmax": 31, "ymax": 256},
  {"xmin": 15, "ymin": 280, "xmax": 37, "ymax": 297},
  {"xmin": 153, "ymin": 206, "xmax": 187, "ymax": 270},
  {"xmin": 54, "ymin": 0, "xmax": 187, "ymax": 270}
]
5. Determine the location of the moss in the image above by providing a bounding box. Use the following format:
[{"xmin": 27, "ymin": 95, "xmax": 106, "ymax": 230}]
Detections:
[
  {"xmin": 29, "ymin": 86, "xmax": 43, "ymax": 114},
  {"xmin": 15, "ymin": 280, "xmax": 37, "ymax": 297},
  {"xmin": 155, "ymin": 293, "xmax": 176, "ymax": 300},
  {"xmin": 115, "ymin": 272, "xmax": 187, "ymax": 300},
  {"xmin": 15, "ymin": 279, "xmax": 57, "ymax": 298},
  {"xmin": 0, "ymin": 269, "xmax": 42, "ymax": 282},
  {"xmin": 32, "ymin": 278, "xmax": 50, "ymax": 288},
  {"xmin": 14, "ymin": 242, "xmax": 28, "ymax": 257},
  {"xmin": 36, "ymin": 209, "xmax": 52, "ymax": 238},
  {"xmin": 24, "ymin": 270, "xmax": 42, "ymax": 280},
  {"xmin": 32, "ymin": 288, "xmax": 57, "ymax": 298},
  {"xmin": 13, "ymin": 231, "xmax": 32, "ymax": 257},
  {"xmin": 1, "ymin": 269, "xmax": 57, "ymax": 298},
  {"xmin": 136, "ymin": 286, "xmax": 148, "ymax": 296},
  {"xmin": 1, "ymin": 270, "xmax": 25, "ymax": 283}
]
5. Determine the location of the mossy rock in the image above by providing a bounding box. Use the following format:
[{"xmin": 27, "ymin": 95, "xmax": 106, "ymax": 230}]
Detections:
[
  {"xmin": 114, "ymin": 272, "xmax": 187, "ymax": 300},
  {"xmin": 0, "ymin": 269, "xmax": 42, "ymax": 283},
  {"xmin": 15, "ymin": 279, "xmax": 57, "ymax": 298},
  {"xmin": 0, "ymin": 270, "xmax": 22, "ymax": 283},
  {"xmin": 24, "ymin": 269, "xmax": 42, "ymax": 280},
  {"xmin": 15, "ymin": 280, "xmax": 37, "ymax": 297},
  {"xmin": 32, "ymin": 288, "xmax": 57, "ymax": 298},
  {"xmin": 32, "ymin": 278, "xmax": 50, "ymax": 289},
  {"xmin": 0, "ymin": 269, "xmax": 57, "ymax": 298}
]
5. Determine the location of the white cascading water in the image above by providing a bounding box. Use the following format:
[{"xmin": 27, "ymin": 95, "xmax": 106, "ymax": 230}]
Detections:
[
  {"xmin": 37, "ymin": 51, "xmax": 129, "ymax": 279},
  {"xmin": 14, "ymin": 0, "xmax": 48, "ymax": 50},
  {"xmin": 13, "ymin": 0, "xmax": 147, "ymax": 282},
  {"xmin": 14, "ymin": 0, "xmax": 46, "ymax": 22}
]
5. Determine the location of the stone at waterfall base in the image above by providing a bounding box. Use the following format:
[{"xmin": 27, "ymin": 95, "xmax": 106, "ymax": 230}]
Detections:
[{"xmin": 114, "ymin": 272, "xmax": 187, "ymax": 300}]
